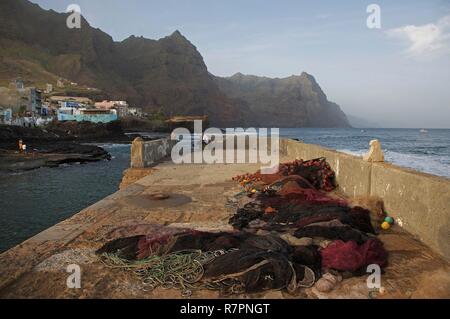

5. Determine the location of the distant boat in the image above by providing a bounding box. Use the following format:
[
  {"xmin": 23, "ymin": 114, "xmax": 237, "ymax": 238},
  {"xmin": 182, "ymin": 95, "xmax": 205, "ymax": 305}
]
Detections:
[{"xmin": 420, "ymin": 129, "xmax": 428, "ymax": 133}]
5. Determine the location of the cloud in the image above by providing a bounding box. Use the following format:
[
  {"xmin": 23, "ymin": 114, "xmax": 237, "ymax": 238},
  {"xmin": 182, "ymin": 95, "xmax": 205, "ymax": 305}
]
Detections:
[{"xmin": 387, "ymin": 15, "xmax": 450, "ymax": 59}]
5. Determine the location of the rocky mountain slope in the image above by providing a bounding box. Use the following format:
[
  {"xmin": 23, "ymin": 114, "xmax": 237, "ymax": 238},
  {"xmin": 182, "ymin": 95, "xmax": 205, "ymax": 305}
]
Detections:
[
  {"xmin": 214, "ymin": 72, "xmax": 350, "ymax": 127},
  {"xmin": 0, "ymin": 0, "xmax": 349, "ymax": 128}
]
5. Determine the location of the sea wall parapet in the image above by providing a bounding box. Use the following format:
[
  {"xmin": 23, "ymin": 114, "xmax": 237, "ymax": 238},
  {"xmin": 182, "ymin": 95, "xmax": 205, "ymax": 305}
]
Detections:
[
  {"xmin": 130, "ymin": 137, "xmax": 175, "ymax": 168},
  {"xmin": 130, "ymin": 137, "xmax": 449, "ymax": 260},
  {"xmin": 279, "ymin": 139, "xmax": 450, "ymax": 261}
]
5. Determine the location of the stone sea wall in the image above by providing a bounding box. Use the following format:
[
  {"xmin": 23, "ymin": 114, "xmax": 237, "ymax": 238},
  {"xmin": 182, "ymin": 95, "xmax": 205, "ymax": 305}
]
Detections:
[
  {"xmin": 130, "ymin": 137, "xmax": 450, "ymax": 260},
  {"xmin": 130, "ymin": 137, "xmax": 175, "ymax": 168},
  {"xmin": 279, "ymin": 139, "xmax": 450, "ymax": 261}
]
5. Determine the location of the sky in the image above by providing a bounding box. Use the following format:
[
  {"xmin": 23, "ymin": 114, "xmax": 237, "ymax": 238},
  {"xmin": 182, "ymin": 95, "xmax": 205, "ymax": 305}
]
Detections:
[{"xmin": 32, "ymin": 0, "xmax": 450, "ymax": 128}]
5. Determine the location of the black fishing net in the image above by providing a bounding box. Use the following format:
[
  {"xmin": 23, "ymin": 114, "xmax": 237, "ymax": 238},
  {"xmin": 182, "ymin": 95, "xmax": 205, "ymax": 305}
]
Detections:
[{"xmin": 97, "ymin": 158, "xmax": 387, "ymax": 296}]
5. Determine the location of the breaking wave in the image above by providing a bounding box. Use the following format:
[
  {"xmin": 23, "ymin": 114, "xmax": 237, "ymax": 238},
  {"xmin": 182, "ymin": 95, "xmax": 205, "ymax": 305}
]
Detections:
[{"xmin": 338, "ymin": 149, "xmax": 450, "ymax": 178}]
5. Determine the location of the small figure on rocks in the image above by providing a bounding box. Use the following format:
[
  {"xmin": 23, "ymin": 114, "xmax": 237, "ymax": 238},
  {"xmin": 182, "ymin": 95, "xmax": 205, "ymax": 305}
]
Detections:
[{"xmin": 18, "ymin": 139, "xmax": 27, "ymax": 152}]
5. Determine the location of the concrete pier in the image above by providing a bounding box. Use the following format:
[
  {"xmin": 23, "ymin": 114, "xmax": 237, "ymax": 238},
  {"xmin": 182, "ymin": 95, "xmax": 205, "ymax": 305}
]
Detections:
[
  {"xmin": 0, "ymin": 138, "xmax": 449, "ymax": 298},
  {"xmin": 280, "ymin": 139, "xmax": 450, "ymax": 261}
]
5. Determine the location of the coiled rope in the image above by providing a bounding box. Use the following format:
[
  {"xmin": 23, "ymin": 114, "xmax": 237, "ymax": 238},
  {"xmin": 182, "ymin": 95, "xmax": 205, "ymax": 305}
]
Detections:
[
  {"xmin": 100, "ymin": 249, "xmax": 239, "ymax": 296},
  {"xmin": 100, "ymin": 248, "xmax": 315, "ymax": 296}
]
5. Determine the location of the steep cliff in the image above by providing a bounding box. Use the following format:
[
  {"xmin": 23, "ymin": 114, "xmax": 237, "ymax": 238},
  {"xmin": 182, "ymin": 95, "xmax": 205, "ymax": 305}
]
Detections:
[
  {"xmin": 0, "ymin": 0, "xmax": 349, "ymax": 128},
  {"xmin": 214, "ymin": 72, "xmax": 350, "ymax": 127}
]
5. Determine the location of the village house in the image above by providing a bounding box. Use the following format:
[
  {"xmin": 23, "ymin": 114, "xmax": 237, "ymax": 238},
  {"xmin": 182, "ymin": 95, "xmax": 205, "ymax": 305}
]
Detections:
[
  {"xmin": 49, "ymin": 96, "xmax": 93, "ymax": 108},
  {"xmin": 57, "ymin": 107, "xmax": 118, "ymax": 123},
  {"xmin": 0, "ymin": 107, "xmax": 12, "ymax": 124},
  {"xmin": 94, "ymin": 100, "xmax": 142, "ymax": 118}
]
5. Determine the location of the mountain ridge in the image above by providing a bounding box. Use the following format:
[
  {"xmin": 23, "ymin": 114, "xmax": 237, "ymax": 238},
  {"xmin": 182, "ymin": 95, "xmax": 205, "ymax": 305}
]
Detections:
[
  {"xmin": 0, "ymin": 0, "xmax": 350, "ymax": 128},
  {"xmin": 214, "ymin": 72, "xmax": 350, "ymax": 127}
]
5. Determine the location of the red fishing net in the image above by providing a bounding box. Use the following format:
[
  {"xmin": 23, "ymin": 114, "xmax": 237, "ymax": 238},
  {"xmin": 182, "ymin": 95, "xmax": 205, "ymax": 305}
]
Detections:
[
  {"xmin": 233, "ymin": 157, "xmax": 337, "ymax": 192},
  {"xmin": 320, "ymin": 238, "xmax": 388, "ymax": 272}
]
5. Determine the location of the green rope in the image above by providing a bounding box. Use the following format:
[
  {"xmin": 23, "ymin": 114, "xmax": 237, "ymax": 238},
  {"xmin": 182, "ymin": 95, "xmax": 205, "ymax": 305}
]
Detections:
[{"xmin": 100, "ymin": 249, "xmax": 239, "ymax": 296}]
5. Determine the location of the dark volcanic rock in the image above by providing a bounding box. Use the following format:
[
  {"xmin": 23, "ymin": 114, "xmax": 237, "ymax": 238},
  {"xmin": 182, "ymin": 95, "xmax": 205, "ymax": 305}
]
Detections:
[
  {"xmin": 0, "ymin": 143, "xmax": 110, "ymax": 172},
  {"xmin": 214, "ymin": 72, "xmax": 351, "ymax": 128},
  {"xmin": 44, "ymin": 121, "xmax": 127, "ymax": 142},
  {"xmin": 0, "ymin": 124, "xmax": 112, "ymax": 172},
  {"xmin": 0, "ymin": 122, "xmax": 128, "ymax": 147},
  {"xmin": 0, "ymin": 0, "xmax": 252, "ymax": 127},
  {"xmin": 0, "ymin": 0, "xmax": 350, "ymax": 128}
]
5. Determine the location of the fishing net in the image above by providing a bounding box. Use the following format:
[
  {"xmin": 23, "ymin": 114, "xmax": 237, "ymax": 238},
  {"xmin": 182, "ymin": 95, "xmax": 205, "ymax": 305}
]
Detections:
[
  {"xmin": 97, "ymin": 231, "xmax": 318, "ymax": 295},
  {"xmin": 100, "ymin": 249, "xmax": 238, "ymax": 296},
  {"xmin": 233, "ymin": 158, "xmax": 337, "ymax": 192},
  {"xmin": 320, "ymin": 238, "xmax": 388, "ymax": 272},
  {"xmin": 229, "ymin": 158, "xmax": 375, "ymax": 235},
  {"xmin": 96, "ymin": 157, "xmax": 388, "ymax": 297}
]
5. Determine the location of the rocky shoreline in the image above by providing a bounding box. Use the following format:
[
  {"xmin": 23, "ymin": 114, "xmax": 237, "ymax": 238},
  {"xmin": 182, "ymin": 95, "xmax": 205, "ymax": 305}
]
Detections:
[
  {"xmin": 0, "ymin": 143, "xmax": 111, "ymax": 172},
  {"xmin": 0, "ymin": 122, "xmax": 131, "ymax": 172}
]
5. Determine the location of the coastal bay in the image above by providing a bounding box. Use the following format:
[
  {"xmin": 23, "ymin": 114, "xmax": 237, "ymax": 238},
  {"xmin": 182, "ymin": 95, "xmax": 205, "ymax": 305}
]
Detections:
[
  {"xmin": 0, "ymin": 118, "xmax": 166, "ymax": 172},
  {"xmin": 0, "ymin": 143, "xmax": 131, "ymax": 253},
  {"xmin": 1, "ymin": 128, "xmax": 449, "ymax": 254}
]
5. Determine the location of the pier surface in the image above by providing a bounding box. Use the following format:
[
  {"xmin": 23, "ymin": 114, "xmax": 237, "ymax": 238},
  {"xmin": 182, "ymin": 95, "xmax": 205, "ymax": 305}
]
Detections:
[{"xmin": 0, "ymin": 156, "xmax": 449, "ymax": 299}]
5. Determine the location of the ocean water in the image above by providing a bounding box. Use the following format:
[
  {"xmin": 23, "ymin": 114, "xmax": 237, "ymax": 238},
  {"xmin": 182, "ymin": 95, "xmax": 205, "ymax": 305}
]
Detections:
[
  {"xmin": 0, "ymin": 143, "xmax": 131, "ymax": 253},
  {"xmin": 0, "ymin": 128, "xmax": 449, "ymax": 253},
  {"xmin": 280, "ymin": 128, "xmax": 450, "ymax": 178}
]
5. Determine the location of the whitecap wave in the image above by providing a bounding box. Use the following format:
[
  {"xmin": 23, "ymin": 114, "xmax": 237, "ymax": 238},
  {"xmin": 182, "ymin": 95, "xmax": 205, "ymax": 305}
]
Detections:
[
  {"xmin": 95, "ymin": 143, "xmax": 131, "ymax": 149},
  {"xmin": 384, "ymin": 150, "xmax": 450, "ymax": 177},
  {"xmin": 338, "ymin": 149, "xmax": 450, "ymax": 178}
]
